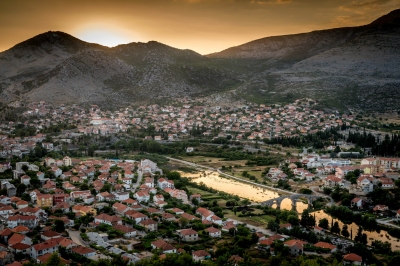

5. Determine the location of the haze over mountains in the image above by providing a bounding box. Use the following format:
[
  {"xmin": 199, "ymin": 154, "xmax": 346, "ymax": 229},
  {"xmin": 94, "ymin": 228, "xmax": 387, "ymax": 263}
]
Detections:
[{"xmin": 1, "ymin": 9, "xmax": 400, "ymax": 111}]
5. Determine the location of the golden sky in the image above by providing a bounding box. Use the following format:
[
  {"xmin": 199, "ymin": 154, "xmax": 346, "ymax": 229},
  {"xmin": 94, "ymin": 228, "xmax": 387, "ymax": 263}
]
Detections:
[{"xmin": 0, "ymin": 0, "xmax": 399, "ymax": 54}]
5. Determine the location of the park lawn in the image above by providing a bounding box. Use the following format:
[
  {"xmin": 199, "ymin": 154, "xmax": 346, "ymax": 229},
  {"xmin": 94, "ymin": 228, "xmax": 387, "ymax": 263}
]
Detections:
[
  {"xmin": 224, "ymin": 211, "xmax": 275, "ymax": 227},
  {"xmin": 182, "ymin": 156, "xmax": 247, "ymax": 168},
  {"xmin": 186, "ymin": 186, "xmax": 214, "ymax": 197}
]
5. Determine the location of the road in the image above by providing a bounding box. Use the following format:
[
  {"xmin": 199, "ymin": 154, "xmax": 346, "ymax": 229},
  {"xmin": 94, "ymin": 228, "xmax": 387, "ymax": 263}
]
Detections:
[
  {"xmin": 68, "ymin": 229, "xmax": 89, "ymax": 247},
  {"xmin": 225, "ymin": 218, "xmax": 275, "ymax": 236},
  {"xmin": 377, "ymin": 218, "xmax": 400, "ymax": 229},
  {"xmin": 131, "ymin": 170, "xmax": 143, "ymax": 190},
  {"xmin": 310, "ymin": 186, "xmax": 335, "ymax": 206}
]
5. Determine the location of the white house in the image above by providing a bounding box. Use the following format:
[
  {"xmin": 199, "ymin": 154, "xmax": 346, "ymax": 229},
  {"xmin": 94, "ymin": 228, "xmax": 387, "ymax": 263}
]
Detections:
[
  {"xmin": 113, "ymin": 192, "xmax": 129, "ymax": 201},
  {"xmin": 205, "ymin": 227, "xmax": 221, "ymax": 238},
  {"xmin": 134, "ymin": 191, "xmax": 150, "ymax": 203}
]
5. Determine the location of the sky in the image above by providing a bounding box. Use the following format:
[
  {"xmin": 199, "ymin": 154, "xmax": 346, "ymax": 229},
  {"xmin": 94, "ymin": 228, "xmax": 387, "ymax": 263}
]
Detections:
[{"xmin": 0, "ymin": 0, "xmax": 399, "ymax": 54}]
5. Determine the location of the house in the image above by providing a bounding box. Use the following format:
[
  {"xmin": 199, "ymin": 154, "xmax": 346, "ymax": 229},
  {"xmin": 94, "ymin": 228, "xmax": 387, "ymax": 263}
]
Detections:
[
  {"xmin": 153, "ymin": 194, "xmax": 164, "ymax": 203},
  {"xmin": 20, "ymin": 175, "xmax": 30, "ymax": 186},
  {"xmin": 314, "ymin": 242, "xmax": 337, "ymax": 253},
  {"xmin": 0, "ymin": 251, "xmax": 14, "ymax": 266},
  {"xmin": 168, "ymin": 208, "xmax": 184, "ymax": 216},
  {"xmin": 63, "ymin": 156, "xmax": 72, "ymax": 166},
  {"xmin": 189, "ymin": 194, "xmax": 201, "ymax": 203},
  {"xmin": 151, "ymin": 239, "xmax": 176, "ymax": 254},
  {"xmin": 177, "ymin": 229, "xmax": 198, "ymax": 242},
  {"xmin": 210, "ymin": 215, "xmax": 223, "ymax": 225},
  {"xmin": 204, "ymin": 227, "xmax": 221, "ymax": 238},
  {"xmin": 16, "ymin": 201, "xmax": 29, "ymax": 209},
  {"xmin": 8, "ymin": 233, "xmax": 32, "ymax": 246},
  {"xmin": 279, "ymin": 223, "xmax": 292, "ymax": 230},
  {"xmin": 112, "ymin": 225, "xmax": 137, "ymax": 238},
  {"xmin": 158, "ymin": 178, "xmax": 175, "ymax": 189},
  {"xmin": 70, "ymin": 190, "xmax": 91, "ymax": 201},
  {"xmin": 144, "ymin": 177, "xmax": 154, "ymax": 188},
  {"xmin": 324, "ymin": 175, "xmax": 343, "ymax": 187},
  {"xmin": 41, "ymin": 231, "xmax": 61, "ymax": 241},
  {"xmin": 373, "ymin": 204, "xmax": 389, "ymax": 213},
  {"xmin": 11, "ymin": 225, "xmax": 30, "ymax": 235},
  {"xmin": 351, "ymin": 198, "xmax": 365, "ymax": 209},
  {"xmin": 162, "ymin": 213, "xmax": 176, "ymax": 222},
  {"xmin": 30, "ymin": 240, "xmax": 59, "ymax": 259},
  {"xmin": 42, "ymin": 180, "xmax": 56, "ymax": 192},
  {"xmin": 284, "ymin": 239, "xmax": 306, "ymax": 256},
  {"xmin": 112, "ymin": 202, "xmax": 129, "ymax": 215},
  {"xmin": 7, "ymin": 215, "xmax": 38, "ymax": 229},
  {"xmin": 134, "ymin": 191, "xmax": 150, "ymax": 203},
  {"xmin": 228, "ymin": 255, "xmax": 244, "ymax": 266},
  {"xmin": 53, "ymin": 202, "xmax": 70, "ymax": 213},
  {"xmin": 128, "ymin": 212, "xmax": 148, "ymax": 224},
  {"xmin": 113, "ymin": 192, "xmax": 129, "ymax": 201},
  {"xmin": 72, "ymin": 205, "xmax": 96, "ymax": 216},
  {"xmin": 71, "ymin": 246, "xmax": 96, "ymax": 257},
  {"xmin": 0, "ymin": 196, "xmax": 10, "ymax": 205},
  {"xmin": 1, "ymin": 182, "xmax": 16, "ymax": 197},
  {"xmin": 313, "ymin": 226, "xmax": 326, "ymax": 235},
  {"xmin": 37, "ymin": 194, "xmax": 53, "ymax": 207},
  {"xmin": 121, "ymin": 198, "xmax": 138, "ymax": 206},
  {"xmin": 10, "ymin": 242, "xmax": 31, "ymax": 256},
  {"xmin": 50, "ymin": 167, "xmax": 62, "ymax": 177},
  {"xmin": 53, "ymin": 193, "xmax": 69, "ymax": 205},
  {"xmin": 94, "ymin": 214, "xmax": 122, "ymax": 226},
  {"xmin": 62, "ymin": 182, "xmax": 75, "ymax": 190},
  {"xmin": 343, "ymin": 253, "xmax": 363, "ymax": 265},
  {"xmin": 378, "ymin": 177, "xmax": 394, "ymax": 189},
  {"xmin": 139, "ymin": 219, "xmax": 158, "ymax": 232},
  {"xmin": 192, "ymin": 250, "xmax": 211, "ymax": 262},
  {"xmin": 196, "ymin": 207, "xmax": 214, "ymax": 220}
]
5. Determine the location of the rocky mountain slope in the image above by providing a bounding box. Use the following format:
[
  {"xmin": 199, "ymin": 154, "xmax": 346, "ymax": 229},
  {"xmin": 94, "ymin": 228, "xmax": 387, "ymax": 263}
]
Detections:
[
  {"xmin": 0, "ymin": 32, "xmax": 239, "ymax": 107},
  {"xmin": 208, "ymin": 9, "xmax": 400, "ymax": 111},
  {"xmin": 1, "ymin": 9, "xmax": 400, "ymax": 111}
]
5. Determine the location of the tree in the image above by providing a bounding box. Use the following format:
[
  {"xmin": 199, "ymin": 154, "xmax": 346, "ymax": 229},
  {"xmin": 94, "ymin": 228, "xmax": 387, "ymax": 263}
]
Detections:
[
  {"xmin": 21, "ymin": 193, "xmax": 31, "ymax": 202},
  {"xmin": 287, "ymin": 215, "xmax": 299, "ymax": 226},
  {"xmin": 331, "ymin": 221, "xmax": 340, "ymax": 234},
  {"xmin": 354, "ymin": 227, "xmax": 367, "ymax": 244},
  {"xmin": 267, "ymin": 221, "xmax": 279, "ymax": 232},
  {"xmin": 300, "ymin": 210, "xmax": 309, "ymax": 227},
  {"xmin": 341, "ymin": 224, "xmax": 350, "ymax": 238},
  {"xmin": 16, "ymin": 183, "xmax": 27, "ymax": 196},
  {"xmin": 167, "ymin": 171, "xmax": 181, "ymax": 180},
  {"xmin": 45, "ymin": 253, "xmax": 64, "ymax": 266},
  {"xmin": 318, "ymin": 218, "xmax": 329, "ymax": 230},
  {"xmin": 54, "ymin": 220, "xmax": 65, "ymax": 233}
]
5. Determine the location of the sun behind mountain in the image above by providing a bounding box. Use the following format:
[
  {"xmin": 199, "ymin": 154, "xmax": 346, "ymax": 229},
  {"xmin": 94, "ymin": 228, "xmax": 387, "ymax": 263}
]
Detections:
[{"xmin": 75, "ymin": 26, "xmax": 133, "ymax": 47}]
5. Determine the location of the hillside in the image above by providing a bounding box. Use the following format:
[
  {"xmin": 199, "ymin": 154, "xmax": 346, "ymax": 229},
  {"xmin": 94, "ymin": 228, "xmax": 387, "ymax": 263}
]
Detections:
[
  {"xmin": 1, "ymin": 9, "xmax": 400, "ymax": 111},
  {"xmin": 208, "ymin": 9, "xmax": 400, "ymax": 111},
  {"xmin": 0, "ymin": 32, "xmax": 240, "ymax": 107}
]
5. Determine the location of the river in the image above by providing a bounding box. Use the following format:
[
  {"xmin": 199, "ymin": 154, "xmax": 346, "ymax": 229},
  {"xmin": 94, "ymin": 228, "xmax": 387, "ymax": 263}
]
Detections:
[{"xmin": 182, "ymin": 170, "xmax": 400, "ymax": 251}]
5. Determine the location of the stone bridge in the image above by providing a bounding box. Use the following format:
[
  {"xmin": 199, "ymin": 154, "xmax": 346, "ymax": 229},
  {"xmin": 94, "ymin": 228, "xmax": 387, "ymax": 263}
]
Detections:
[{"xmin": 261, "ymin": 194, "xmax": 321, "ymax": 211}]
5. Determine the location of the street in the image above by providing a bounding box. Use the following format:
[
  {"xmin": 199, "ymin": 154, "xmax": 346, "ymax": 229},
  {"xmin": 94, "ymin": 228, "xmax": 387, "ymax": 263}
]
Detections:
[{"xmin": 68, "ymin": 229, "xmax": 89, "ymax": 247}]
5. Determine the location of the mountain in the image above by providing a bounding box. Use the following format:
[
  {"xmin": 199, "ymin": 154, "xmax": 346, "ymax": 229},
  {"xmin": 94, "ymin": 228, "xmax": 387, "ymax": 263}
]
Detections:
[
  {"xmin": 0, "ymin": 31, "xmax": 239, "ymax": 107},
  {"xmin": 1, "ymin": 9, "xmax": 400, "ymax": 111},
  {"xmin": 208, "ymin": 9, "xmax": 400, "ymax": 111}
]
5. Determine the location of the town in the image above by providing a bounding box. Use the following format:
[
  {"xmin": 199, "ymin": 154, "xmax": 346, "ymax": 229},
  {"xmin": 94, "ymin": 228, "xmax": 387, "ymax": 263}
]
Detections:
[{"xmin": 0, "ymin": 99, "xmax": 400, "ymax": 265}]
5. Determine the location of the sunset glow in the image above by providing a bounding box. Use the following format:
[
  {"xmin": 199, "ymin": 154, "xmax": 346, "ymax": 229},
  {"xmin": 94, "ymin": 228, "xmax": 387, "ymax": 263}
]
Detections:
[
  {"xmin": 0, "ymin": 0, "xmax": 398, "ymax": 54},
  {"xmin": 75, "ymin": 27, "xmax": 133, "ymax": 47}
]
